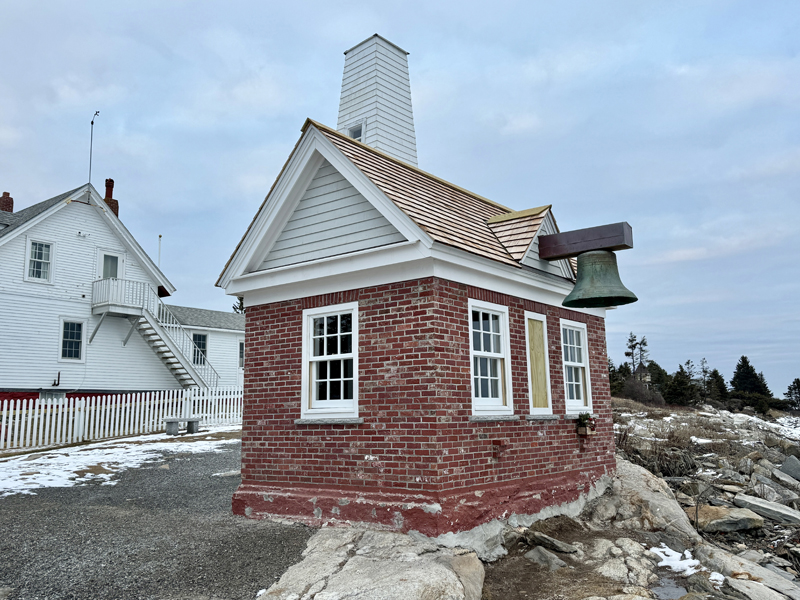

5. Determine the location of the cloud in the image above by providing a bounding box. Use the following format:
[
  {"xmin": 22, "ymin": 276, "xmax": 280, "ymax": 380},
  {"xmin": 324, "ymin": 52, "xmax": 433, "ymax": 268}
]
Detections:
[
  {"xmin": 725, "ymin": 148, "xmax": 800, "ymax": 181},
  {"xmin": 520, "ymin": 42, "xmax": 634, "ymax": 86},
  {"xmin": 0, "ymin": 125, "xmax": 22, "ymax": 146},
  {"xmin": 666, "ymin": 57, "xmax": 800, "ymax": 114},
  {"xmin": 644, "ymin": 224, "xmax": 791, "ymax": 265},
  {"xmin": 499, "ymin": 113, "xmax": 542, "ymax": 135}
]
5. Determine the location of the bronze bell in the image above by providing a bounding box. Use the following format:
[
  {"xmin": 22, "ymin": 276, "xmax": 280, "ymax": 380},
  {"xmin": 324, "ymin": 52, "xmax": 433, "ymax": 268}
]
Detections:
[{"xmin": 563, "ymin": 250, "xmax": 638, "ymax": 308}]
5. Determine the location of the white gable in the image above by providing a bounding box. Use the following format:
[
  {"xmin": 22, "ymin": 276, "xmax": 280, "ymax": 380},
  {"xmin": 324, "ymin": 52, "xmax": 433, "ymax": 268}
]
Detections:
[
  {"xmin": 259, "ymin": 159, "xmax": 406, "ymax": 270},
  {"xmin": 522, "ymin": 212, "xmax": 575, "ymax": 279}
]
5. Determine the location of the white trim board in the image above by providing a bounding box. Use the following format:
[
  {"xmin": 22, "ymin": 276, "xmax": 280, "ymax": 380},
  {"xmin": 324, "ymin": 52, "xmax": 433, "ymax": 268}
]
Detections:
[{"xmin": 218, "ymin": 125, "xmax": 432, "ymax": 289}]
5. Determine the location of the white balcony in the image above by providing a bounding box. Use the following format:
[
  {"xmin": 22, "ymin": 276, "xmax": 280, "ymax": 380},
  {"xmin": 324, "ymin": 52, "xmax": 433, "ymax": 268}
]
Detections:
[{"xmin": 91, "ymin": 278, "xmax": 158, "ymax": 317}]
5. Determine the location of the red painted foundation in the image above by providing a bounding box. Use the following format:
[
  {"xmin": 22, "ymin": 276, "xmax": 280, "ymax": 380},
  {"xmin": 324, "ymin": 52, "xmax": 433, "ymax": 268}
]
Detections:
[{"xmin": 234, "ymin": 277, "xmax": 616, "ymax": 534}]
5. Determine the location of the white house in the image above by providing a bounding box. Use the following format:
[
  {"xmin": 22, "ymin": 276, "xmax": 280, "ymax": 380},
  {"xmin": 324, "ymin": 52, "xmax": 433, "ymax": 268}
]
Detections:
[
  {"xmin": 0, "ymin": 180, "xmax": 242, "ymax": 401},
  {"xmin": 165, "ymin": 305, "xmax": 245, "ymax": 387}
]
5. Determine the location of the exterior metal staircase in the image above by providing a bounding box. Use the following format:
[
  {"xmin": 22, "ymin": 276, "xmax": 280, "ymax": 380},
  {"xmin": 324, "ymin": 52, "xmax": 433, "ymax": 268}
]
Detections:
[{"xmin": 92, "ymin": 278, "xmax": 220, "ymax": 388}]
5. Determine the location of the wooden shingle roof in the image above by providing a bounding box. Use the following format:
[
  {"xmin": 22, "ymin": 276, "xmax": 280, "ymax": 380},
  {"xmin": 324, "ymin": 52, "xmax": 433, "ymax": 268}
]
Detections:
[
  {"xmin": 313, "ymin": 121, "xmax": 550, "ymax": 268},
  {"xmin": 486, "ymin": 207, "xmax": 550, "ymax": 261}
]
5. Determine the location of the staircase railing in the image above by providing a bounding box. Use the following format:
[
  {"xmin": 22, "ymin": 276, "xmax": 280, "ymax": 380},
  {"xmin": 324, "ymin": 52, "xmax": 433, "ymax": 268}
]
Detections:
[
  {"xmin": 150, "ymin": 298, "xmax": 220, "ymax": 388},
  {"xmin": 91, "ymin": 279, "xmax": 220, "ymax": 387}
]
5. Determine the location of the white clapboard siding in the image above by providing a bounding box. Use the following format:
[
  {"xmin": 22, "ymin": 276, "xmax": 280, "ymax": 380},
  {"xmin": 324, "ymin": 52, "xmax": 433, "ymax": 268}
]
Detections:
[
  {"xmin": 181, "ymin": 327, "xmax": 243, "ymax": 387},
  {"xmin": 523, "ymin": 212, "xmax": 574, "ymax": 278},
  {"xmin": 259, "ymin": 159, "xmax": 406, "ymax": 270},
  {"xmin": 0, "ymin": 200, "xmax": 182, "ymax": 391},
  {"xmin": 337, "ymin": 35, "xmax": 418, "ymax": 166},
  {"xmin": 0, "ymin": 387, "xmax": 243, "ymax": 451}
]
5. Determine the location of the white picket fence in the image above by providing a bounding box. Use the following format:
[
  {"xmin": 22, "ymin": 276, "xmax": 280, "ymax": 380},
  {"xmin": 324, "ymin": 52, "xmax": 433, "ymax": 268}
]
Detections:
[{"xmin": 0, "ymin": 386, "xmax": 243, "ymax": 451}]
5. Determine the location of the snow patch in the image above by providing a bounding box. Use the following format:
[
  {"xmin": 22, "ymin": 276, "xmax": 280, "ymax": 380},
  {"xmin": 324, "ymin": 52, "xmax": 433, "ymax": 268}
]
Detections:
[
  {"xmin": 0, "ymin": 427, "xmax": 240, "ymax": 498},
  {"xmin": 650, "ymin": 544, "xmax": 704, "ymax": 576}
]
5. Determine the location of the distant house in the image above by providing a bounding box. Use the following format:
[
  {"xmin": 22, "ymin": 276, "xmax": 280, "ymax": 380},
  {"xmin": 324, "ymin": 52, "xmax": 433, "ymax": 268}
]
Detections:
[
  {"xmin": 218, "ymin": 35, "xmax": 615, "ymax": 535},
  {"xmin": 165, "ymin": 305, "xmax": 245, "ymax": 387},
  {"xmin": 634, "ymin": 362, "xmax": 652, "ymax": 383},
  {"xmin": 0, "ymin": 180, "xmax": 240, "ymax": 401}
]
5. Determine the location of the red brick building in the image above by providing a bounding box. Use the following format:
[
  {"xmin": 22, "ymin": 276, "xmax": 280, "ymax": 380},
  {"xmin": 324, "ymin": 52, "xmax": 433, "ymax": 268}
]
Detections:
[{"xmin": 217, "ymin": 36, "xmax": 616, "ymax": 536}]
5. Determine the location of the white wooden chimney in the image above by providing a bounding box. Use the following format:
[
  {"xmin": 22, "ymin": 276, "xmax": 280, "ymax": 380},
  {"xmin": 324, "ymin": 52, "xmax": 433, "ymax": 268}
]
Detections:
[{"xmin": 337, "ymin": 34, "xmax": 418, "ymax": 166}]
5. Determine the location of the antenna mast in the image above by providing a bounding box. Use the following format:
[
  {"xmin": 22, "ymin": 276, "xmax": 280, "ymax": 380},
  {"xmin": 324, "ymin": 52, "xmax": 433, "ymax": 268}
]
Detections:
[{"xmin": 88, "ymin": 111, "xmax": 100, "ymax": 185}]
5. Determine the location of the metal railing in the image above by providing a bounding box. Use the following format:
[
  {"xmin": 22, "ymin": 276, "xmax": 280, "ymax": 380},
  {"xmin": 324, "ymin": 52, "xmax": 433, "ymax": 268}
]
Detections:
[{"xmin": 91, "ymin": 279, "xmax": 220, "ymax": 387}]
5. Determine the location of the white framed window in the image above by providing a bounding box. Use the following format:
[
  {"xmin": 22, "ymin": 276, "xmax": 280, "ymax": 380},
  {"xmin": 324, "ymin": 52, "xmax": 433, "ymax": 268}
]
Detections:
[
  {"xmin": 468, "ymin": 299, "xmax": 513, "ymax": 416},
  {"xmin": 59, "ymin": 317, "xmax": 87, "ymax": 363},
  {"xmin": 25, "ymin": 238, "xmax": 55, "ymax": 283},
  {"xmin": 348, "ymin": 124, "xmax": 363, "ymax": 141},
  {"xmin": 301, "ymin": 302, "xmax": 358, "ymax": 419},
  {"xmin": 238, "ymin": 340, "xmax": 245, "ymax": 369},
  {"xmin": 525, "ymin": 311, "xmax": 552, "ymax": 415},
  {"xmin": 97, "ymin": 249, "xmax": 125, "ymax": 280},
  {"xmin": 192, "ymin": 333, "xmax": 207, "ymax": 365},
  {"xmin": 561, "ymin": 319, "xmax": 592, "ymax": 413}
]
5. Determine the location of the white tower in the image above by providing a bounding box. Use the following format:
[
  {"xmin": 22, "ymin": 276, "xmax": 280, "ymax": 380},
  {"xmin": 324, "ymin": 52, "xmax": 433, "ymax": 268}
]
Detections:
[{"xmin": 337, "ymin": 34, "xmax": 418, "ymax": 166}]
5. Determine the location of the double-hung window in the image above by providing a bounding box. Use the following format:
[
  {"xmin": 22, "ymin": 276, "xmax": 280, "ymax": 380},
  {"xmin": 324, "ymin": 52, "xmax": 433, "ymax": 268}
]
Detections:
[
  {"xmin": 468, "ymin": 299, "xmax": 513, "ymax": 416},
  {"xmin": 192, "ymin": 333, "xmax": 207, "ymax": 365},
  {"xmin": 561, "ymin": 319, "xmax": 591, "ymax": 413},
  {"xmin": 26, "ymin": 239, "xmax": 54, "ymax": 282},
  {"xmin": 301, "ymin": 302, "xmax": 358, "ymax": 419},
  {"xmin": 59, "ymin": 318, "xmax": 86, "ymax": 363}
]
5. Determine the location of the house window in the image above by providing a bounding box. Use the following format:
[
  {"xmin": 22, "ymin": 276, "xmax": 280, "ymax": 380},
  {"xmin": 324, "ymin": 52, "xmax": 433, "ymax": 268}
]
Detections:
[
  {"xmin": 97, "ymin": 250, "xmax": 124, "ymax": 280},
  {"xmin": 525, "ymin": 311, "xmax": 552, "ymax": 415},
  {"xmin": 28, "ymin": 240, "xmax": 52, "ymax": 282},
  {"xmin": 102, "ymin": 254, "xmax": 119, "ymax": 279},
  {"xmin": 468, "ymin": 299, "xmax": 513, "ymax": 415},
  {"xmin": 301, "ymin": 302, "xmax": 358, "ymax": 419},
  {"xmin": 348, "ymin": 124, "xmax": 363, "ymax": 142},
  {"xmin": 238, "ymin": 341, "xmax": 244, "ymax": 369},
  {"xmin": 192, "ymin": 333, "xmax": 207, "ymax": 365},
  {"xmin": 561, "ymin": 319, "xmax": 591, "ymax": 413},
  {"xmin": 60, "ymin": 320, "xmax": 84, "ymax": 361}
]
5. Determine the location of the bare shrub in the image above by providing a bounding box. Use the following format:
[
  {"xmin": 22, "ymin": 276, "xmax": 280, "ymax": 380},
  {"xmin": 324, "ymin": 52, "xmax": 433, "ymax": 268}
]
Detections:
[{"xmin": 621, "ymin": 378, "xmax": 666, "ymax": 406}]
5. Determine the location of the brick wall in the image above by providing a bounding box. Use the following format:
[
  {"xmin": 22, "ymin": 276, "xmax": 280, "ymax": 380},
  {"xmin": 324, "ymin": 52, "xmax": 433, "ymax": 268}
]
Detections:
[{"xmin": 234, "ymin": 276, "xmax": 615, "ymax": 534}]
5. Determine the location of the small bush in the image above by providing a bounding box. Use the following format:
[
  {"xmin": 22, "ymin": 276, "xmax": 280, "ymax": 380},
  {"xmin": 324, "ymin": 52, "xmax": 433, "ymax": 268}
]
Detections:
[{"xmin": 621, "ymin": 378, "xmax": 666, "ymax": 406}]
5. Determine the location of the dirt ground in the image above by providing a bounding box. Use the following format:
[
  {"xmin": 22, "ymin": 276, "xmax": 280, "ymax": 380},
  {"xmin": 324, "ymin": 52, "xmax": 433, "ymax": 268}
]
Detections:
[{"xmin": 481, "ymin": 516, "xmax": 662, "ymax": 600}]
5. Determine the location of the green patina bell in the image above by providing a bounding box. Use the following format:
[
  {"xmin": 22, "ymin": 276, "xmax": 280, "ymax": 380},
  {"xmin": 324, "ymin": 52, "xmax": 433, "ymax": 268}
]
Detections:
[{"xmin": 563, "ymin": 250, "xmax": 638, "ymax": 308}]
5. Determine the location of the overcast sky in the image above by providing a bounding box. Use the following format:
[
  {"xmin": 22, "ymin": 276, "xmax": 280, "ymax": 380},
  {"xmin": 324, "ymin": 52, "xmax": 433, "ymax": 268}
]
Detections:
[{"xmin": 1, "ymin": 1, "xmax": 798, "ymax": 395}]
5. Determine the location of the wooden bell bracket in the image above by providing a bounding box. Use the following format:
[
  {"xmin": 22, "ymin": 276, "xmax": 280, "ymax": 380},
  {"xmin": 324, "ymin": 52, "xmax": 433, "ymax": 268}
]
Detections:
[{"xmin": 538, "ymin": 222, "xmax": 633, "ymax": 261}]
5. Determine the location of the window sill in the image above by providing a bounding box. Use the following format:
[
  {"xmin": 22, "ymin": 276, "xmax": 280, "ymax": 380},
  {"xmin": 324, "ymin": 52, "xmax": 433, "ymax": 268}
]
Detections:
[
  {"xmin": 469, "ymin": 415, "xmax": 520, "ymax": 422},
  {"xmin": 525, "ymin": 414, "xmax": 560, "ymax": 421},
  {"xmin": 295, "ymin": 418, "xmax": 364, "ymax": 425}
]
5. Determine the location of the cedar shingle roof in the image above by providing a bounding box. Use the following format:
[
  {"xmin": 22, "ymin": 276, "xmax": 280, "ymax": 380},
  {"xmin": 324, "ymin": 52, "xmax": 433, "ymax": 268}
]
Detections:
[
  {"xmin": 486, "ymin": 206, "xmax": 550, "ymax": 261},
  {"xmin": 217, "ymin": 119, "xmax": 564, "ymax": 286},
  {"xmin": 315, "ymin": 121, "xmax": 549, "ymax": 268}
]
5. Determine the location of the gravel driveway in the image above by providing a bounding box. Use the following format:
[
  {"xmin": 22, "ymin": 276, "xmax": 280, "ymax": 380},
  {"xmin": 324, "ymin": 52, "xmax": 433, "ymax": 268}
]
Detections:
[{"xmin": 0, "ymin": 433, "xmax": 314, "ymax": 600}]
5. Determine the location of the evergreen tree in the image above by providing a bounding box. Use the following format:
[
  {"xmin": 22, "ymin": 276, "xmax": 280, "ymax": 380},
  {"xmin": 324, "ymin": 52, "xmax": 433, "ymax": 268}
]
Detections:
[
  {"xmin": 636, "ymin": 337, "xmax": 649, "ymax": 378},
  {"xmin": 232, "ymin": 296, "xmax": 245, "ymax": 314},
  {"xmin": 647, "ymin": 360, "xmax": 670, "ymax": 393},
  {"xmin": 608, "ymin": 358, "xmax": 626, "ymax": 397},
  {"xmin": 731, "ymin": 356, "xmax": 769, "ymax": 396},
  {"xmin": 709, "ymin": 368, "xmax": 729, "ymax": 402},
  {"xmin": 684, "ymin": 359, "xmax": 696, "ymax": 380},
  {"xmin": 624, "ymin": 332, "xmax": 639, "ymax": 373},
  {"xmin": 700, "ymin": 358, "xmax": 710, "ymax": 398},
  {"xmin": 787, "ymin": 379, "xmax": 800, "ymax": 410},
  {"xmin": 617, "ymin": 362, "xmax": 632, "ymax": 380},
  {"xmin": 664, "ymin": 365, "xmax": 697, "ymax": 406},
  {"xmin": 757, "ymin": 372, "xmax": 772, "ymax": 398}
]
